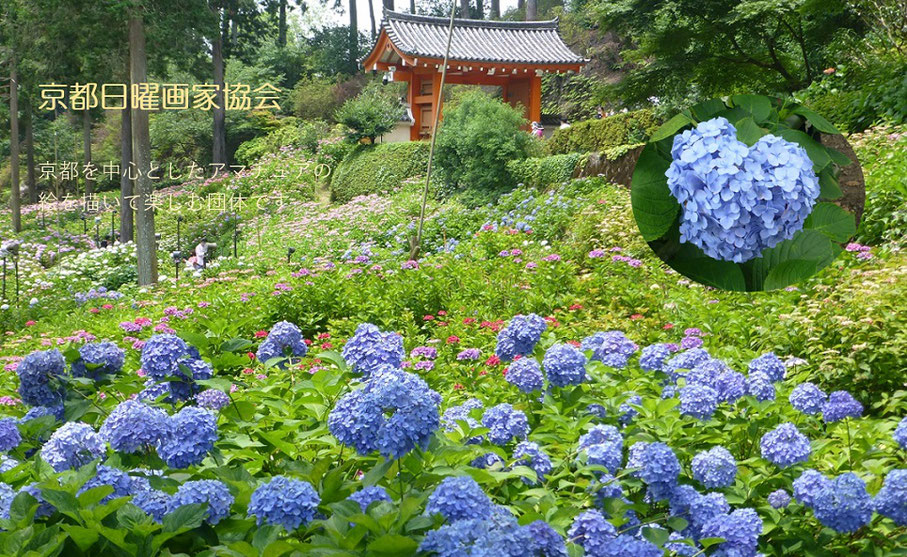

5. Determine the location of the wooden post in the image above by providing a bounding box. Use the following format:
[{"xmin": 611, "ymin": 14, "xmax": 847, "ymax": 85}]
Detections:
[
  {"xmin": 409, "ymin": 74, "xmax": 421, "ymax": 141},
  {"xmin": 529, "ymin": 74, "xmax": 542, "ymax": 124}
]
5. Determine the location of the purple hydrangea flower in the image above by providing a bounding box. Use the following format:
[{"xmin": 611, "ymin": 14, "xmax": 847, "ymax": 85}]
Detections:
[
  {"xmin": 16, "ymin": 349, "xmax": 66, "ymax": 407},
  {"xmin": 71, "ymin": 342, "xmax": 125, "ymax": 379},
  {"xmin": 257, "ymin": 321, "xmax": 308, "ymax": 368},
  {"xmin": 348, "ymin": 486, "xmax": 391, "ymax": 512},
  {"xmin": 341, "ymin": 323, "xmax": 405, "ymax": 376},
  {"xmin": 542, "ymin": 344, "xmax": 587, "ymax": 387},
  {"xmin": 506, "ymin": 357, "xmax": 544, "ymax": 393},
  {"xmin": 768, "ymin": 489, "xmax": 792, "ymax": 509},
  {"xmin": 494, "ymin": 314, "xmax": 547, "ymax": 362},
  {"xmin": 639, "ymin": 344, "xmax": 672, "ymax": 372},
  {"xmin": 40, "ymin": 422, "xmax": 105, "ymax": 472},
  {"xmin": 99, "ymin": 400, "xmax": 169, "ymax": 453},
  {"xmin": 580, "ymin": 331, "xmax": 638, "ymax": 369},
  {"xmin": 0, "ymin": 418, "xmax": 21, "ymax": 452},
  {"xmin": 196, "ymin": 389, "xmax": 231, "ymax": 411},
  {"xmin": 748, "ymin": 352, "xmax": 786, "ymax": 382},
  {"xmin": 481, "ymin": 403, "xmax": 528, "ymax": 445}
]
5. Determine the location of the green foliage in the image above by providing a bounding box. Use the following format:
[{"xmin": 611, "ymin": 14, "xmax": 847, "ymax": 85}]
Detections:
[
  {"xmin": 541, "ymin": 73, "xmax": 603, "ymax": 122},
  {"xmin": 546, "ymin": 109, "xmax": 659, "ymax": 154},
  {"xmin": 334, "ymin": 83, "xmax": 405, "ymax": 143},
  {"xmin": 292, "ymin": 76, "xmax": 353, "ymax": 123},
  {"xmin": 234, "ymin": 119, "xmax": 329, "ymax": 166},
  {"xmin": 331, "ymin": 142, "xmax": 430, "ymax": 203},
  {"xmin": 434, "ymin": 91, "xmax": 533, "ymax": 195},
  {"xmin": 506, "ymin": 153, "xmax": 588, "ymax": 188}
]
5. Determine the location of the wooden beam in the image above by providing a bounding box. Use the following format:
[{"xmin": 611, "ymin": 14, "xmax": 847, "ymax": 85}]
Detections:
[{"xmin": 529, "ymin": 74, "xmax": 542, "ymax": 124}]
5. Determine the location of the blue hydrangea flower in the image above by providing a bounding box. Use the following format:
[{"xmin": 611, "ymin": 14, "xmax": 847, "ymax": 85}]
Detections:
[
  {"xmin": 794, "ymin": 469, "xmax": 830, "ymax": 507},
  {"xmin": 77, "ymin": 465, "xmax": 134, "ymax": 504},
  {"xmin": 760, "ymin": 422, "xmax": 810, "ymax": 468},
  {"xmin": 481, "ymin": 403, "xmax": 529, "ymax": 445},
  {"xmin": 639, "ymin": 344, "xmax": 672, "ymax": 372},
  {"xmin": 0, "ymin": 455, "xmax": 17, "ymax": 472},
  {"xmin": 99, "ymin": 400, "xmax": 169, "ymax": 454},
  {"xmin": 593, "ymin": 473, "xmax": 625, "ymax": 507},
  {"xmin": 525, "ymin": 520, "xmax": 567, "ymax": 557},
  {"xmin": 578, "ymin": 425, "xmax": 623, "ymax": 475},
  {"xmin": 426, "ymin": 476, "xmax": 494, "ymax": 522},
  {"xmin": 638, "ymin": 442, "xmax": 680, "ymax": 500},
  {"xmin": 16, "ymin": 349, "xmax": 66, "ymax": 407},
  {"xmin": 700, "ymin": 508, "xmax": 763, "ymax": 555},
  {"xmin": 789, "ymin": 382, "xmax": 826, "ymax": 415},
  {"xmin": 586, "ymin": 403, "xmax": 608, "ymax": 419},
  {"xmin": 0, "ymin": 418, "xmax": 21, "ymax": 452},
  {"xmin": 822, "ymin": 391, "xmax": 863, "ymax": 423},
  {"xmin": 747, "ymin": 373, "xmax": 775, "ymax": 402},
  {"xmin": 169, "ymin": 480, "xmax": 234, "ymax": 525},
  {"xmin": 471, "ymin": 452, "xmax": 505, "ymax": 469},
  {"xmin": 812, "ymin": 473, "xmax": 872, "ymax": 533},
  {"xmin": 514, "ymin": 441, "xmax": 552, "ymax": 485},
  {"xmin": 328, "ymin": 367, "xmax": 440, "ymax": 459},
  {"xmin": 442, "ymin": 398, "xmax": 483, "ymax": 432},
  {"xmin": 625, "ymin": 441, "xmax": 649, "ymax": 475},
  {"xmin": 0, "ymin": 483, "xmax": 15, "ymax": 520},
  {"xmin": 256, "ymin": 321, "xmax": 308, "ymax": 368},
  {"xmin": 41, "ymin": 422, "xmax": 105, "ymax": 472},
  {"xmin": 348, "ymin": 486, "xmax": 391, "ymax": 512},
  {"xmin": 714, "ymin": 370, "xmax": 747, "ymax": 403},
  {"xmin": 666, "ymin": 118, "xmax": 819, "ymax": 263},
  {"xmin": 665, "ymin": 532, "xmax": 697, "ymax": 556},
  {"xmin": 196, "ymin": 389, "xmax": 231, "ymax": 411},
  {"xmin": 157, "ymin": 407, "xmax": 218, "ymax": 468},
  {"xmin": 494, "ymin": 314, "xmax": 547, "ymax": 361},
  {"xmin": 684, "ymin": 358, "xmax": 730, "ymax": 389},
  {"xmin": 71, "ymin": 342, "xmax": 125, "ymax": 379},
  {"xmin": 665, "ymin": 348, "xmax": 711, "ymax": 380},
  {"xmin": 895, "ymin": 417, "xmax": 907, "ymax": 450},
  {"xmin": 140, "ymin": 334, "xmax": 193, "ymax": 380},
  {"xmin": 692, "ymin": 446, "xmax": 737, "ymax": 488},
  {"xmin": 618, "ymin": 394, "xmax": 642, "ymax": 425},
  {"xmin": 506, "ymin": 357, "xmax": 544, "ymax": 393},
  {"xmin": 542, "ymin": 344, "xmax": 587, "ymax": 388},
  {"xmin": 768, "ymin": 489, "xmax": 792, "ymax": 509},
  {"xmin": 132, "ymin": 488, "xmax": 171, "ymax": 522},
  {"xmin": 342, "ymin": 323, "xmax": 405, "ymax": 375},
  {"xmin": 748, "ymin": 352, "xmax": 786, "ymax": 382},
  {"xmin": 579, "ymin": 424, "xmax": 623, "ymax": 451},
  {"xmin": 418, "ymin": 513, "xmax": 532, "ymax": 557},
  {"xmin": 679, "ymin": 384, "xmax": 719, "ymax": 420},
  {"xmin": 687, "ymin": 492, "xmax": 731, "ymax": 540},
  {"xmin": 600, "ymin": 534, "xmax": 661, "ymax": 557},
  {"xmin": 19, "ymin": 404, "xmax": 64, "ymax": 424},
  {"xmin": 567, "ymin": 510, "xmax": 616, "ymax": 555},
  {"xmin": 873, "ymin": 469, "xmax": 907, "ymax": 526},
  {"xmin": 580, "ymin": 331, "xmax": 638, "ymax": 369},
  {"xmin": 248, "ymin": 476, "xmax": 320, "ymax": 530}
]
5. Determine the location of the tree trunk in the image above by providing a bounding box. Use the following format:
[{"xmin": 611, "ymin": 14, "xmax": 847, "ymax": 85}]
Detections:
[
  {"xmin": 349, "ymin": 0, "xmax": 358, "ymax": 69},
  {"xmin": 475, "ymin": 0, "xmax": 483, "ymax": 18},
  {"xmin": 490, "ymin": 0, "xmax": 499, "ymax": 18},
  {"xmin": 368, "ymin": 0, "xmax": 377, "ymax": 39},
  {"xmin": 120, "ymin": 82, "xmax": 134, "ymax": 244},
  {"xmin": 212, "ymin": 10, "xmax": 227, "ymax": 165},
  {"xmin": 278, "ymin": 0, "xmax": 287, "ymax": 47},
  {"xmin": 25, "ymin": 103, "xmax": 36, "ymax": 204},
  {"xmin": 517, "ymin": 0, "xmax": 524, "ymax": 15},
  {"xmin": 460, "ymin": 0, "xmax": 470, "ymax": 17},
  {"xmin": 129, "ymin": 12, "xmax": 157, "ymax": 285},
  {"xmin": 383, "ymin": 0, "xmax": 394, "ymax": 12},
  {"xmin": 83, "ymin": 110, "xmax": 93, "ymax": 196},
  {"xmin": 9, "ymin": 54, "xmax": 21, "ymax": 233},
  {"xmin": 525, "ymin": 0, "xmax": 536, "ymax": 20},
  {"xmin": 410, "ymin": 0, "xmax": 415, "ymax": 13}
]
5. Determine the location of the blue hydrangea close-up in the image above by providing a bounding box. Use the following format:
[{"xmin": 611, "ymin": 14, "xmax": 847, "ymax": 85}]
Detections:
[
  {"xmin": 793, "ymin": 469, "xmax": 830, "ymax": 507},
  {"xmin": 873, "ymin": 469, "xmax": 907, "ymax": 526},
  {"xmin": 256, "ymin": 321, "xmax": 308, "ymax": 368},
  {"xmin": 169, "ymin": 480, "xmax": 234, "ymax": 525},
  {"xmin": 580, "ymin": 331, "xmax": 638, "ymax": 369},
  {"xmin": 99, "ymin": 400, "xmax": 169, "ymax": 454},
  {"xmin": 600, "ymin": 534, "xmax": 662, "ymax": 557},
  {"xmin": 40, "ymin": 421, "xmax": 106, "ymax": 472},
  {"xmin": 426, "ymin": 476, "xmax": 494, "ymax": 522},
  {"xmin": 895, "ymin": 417, "xmax": 907, "ymax": 450},
  {"xmin": 747, "ymin": 372, "xmax": 776, "ymax": 402},
  {"xmin": 71, "ymin": 342, "xmax": 125, "ymax": 379},
  {"xmin": 418, "ymin": 513, "xmax": 532, "ymax": 557},
  {"xmin": 196, "ymin": 389, "xmax": 231, "ymax": 411},
  {"xmin": 481, "ymin": 403, "xmax": 529, "ymax": 445},
  {"xmin": 700, "ymin": 507, "xmax": 763, "ymax": 556},
  {"xmin": 506, "ymin": 357, "xmax": 544, "ymax": 393},
  {"xmin": 157, "ymin": 406, "xmax": 218, "ymax": 468},
  {"xmin": 692, "ymin": 446, "xmax": 737, "ymax": 488},
  {"xmin": 513, "ymin": 441, "xmax": 552, "ymax": 485},
  {"xmin": 679, "ymin": 384, "xmax": 719, "ymax": 420},
  {"xmin": 348, "ymin": 485, "xmax": 391, "ymax": 512},
  {"xmin": 140, "ymin": 334, "xmax": 193, "ymax": 380},
  {"xmin": 665, "ymin": 117, "xmax": 820, "ymax": 263},
  {"xmin": 248, "ymin": 476, "xmax": 320, "ymax": 530},
  {"xmin": 812, "ymin": 472, "xmax": 872, "ymax": 533},
  {"xmin": 542, "ymin": 344, "xmax": 587, "ymax": 388},
  {"xmin": 748, "ymin": 352, "xmax": 786, "ymax": 382},
  {"xmin": 638, "ymin": 442, "xmax": 680, "ymax": 500},
  {"xmin": 639, "ymin": 343, "xmax": 672, "ymax": 372},
  {"xmin": 341, "ymin": 323, "xmax": 405, "ymax": 375},
  {"xmin": 0, "ymin": 418, "xmax": 21, "ymax": 452},
  {"xmin": 494, "ymin": 314, "xmax": 547, "ymax": 361},
  {"xmin": 714, "ymin": 370, "xmax": 747, "ymax": 403},
  {"xmin": 768, "ymin": 489, "xmax": 792, "ymax": 509},
  {"xmin": 760, "ymin": 422, "xmax": 811, "ymax": 468},
  {"xmin": 77, "ymin": 464, "xmax": 134, "ymax": 504},
  {"xmin": 16, "ymin": 349, "xmax": 66, "ymax": 407},
  {"xmin": 525, "ymin": 520, "xmax": 568, "ymax": 557},
  {"xmin": 328, "ymin": 367, "xmax": 440, "ymax": 459},
  {"xmin": 790, "ymin": 382, "xmax": 827, "ymax": 415},
  {"xmin": 822, "ymin": 390, "xmax": 864, "ymax": 423},
  {"xmin": 567, "ymin": 509, "xmax": 616, "ymax": 555}
]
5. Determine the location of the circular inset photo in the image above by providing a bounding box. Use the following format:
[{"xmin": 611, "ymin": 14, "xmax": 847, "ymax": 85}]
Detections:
[{"xmin": 630, "ymin": 95, "xmax": 864, "ymax": 291}]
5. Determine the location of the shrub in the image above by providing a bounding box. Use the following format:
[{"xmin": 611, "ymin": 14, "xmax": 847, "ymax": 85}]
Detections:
[
  {"xmin": 435, "ymin": 91, "xmax": 533, "ymax": 194},
  {"xmin": 331, "ymin": 142, "xmax": 430, "ymax": 203},
  {"xmin": 546, "ymin": 109, "xmax": 660, "ymax": 154},
  {"xmin": 506, "ymin": 153, "xmax": 588, "ymax": 188},
  {"xmin": 293, "ymin": 77, "xmax": 344, "ymax": 122},
  {"xmin": 234, "ymin": 119, "xmax": 329, "ymax": 166},
  {"xmin": 334, "ymin": 82, "xmax": 405, "ymax": 143}
]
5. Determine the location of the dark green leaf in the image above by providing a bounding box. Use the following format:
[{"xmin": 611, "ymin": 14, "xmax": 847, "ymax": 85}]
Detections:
[
  {"xmin": 818, "ymin": 168, "xmax": 843, "ymax": 200},
  {"xmin": 669, "ymin": 257, "xmax": 747, "ymax": 291},
  {"xmin": 734, "ymin": 117, "xmax": 767, "ymax": 146},
  {"xmin": 221, "ymin": 338, "xmax": 253, "ymax": 353},
  {"xmin": 39, "ymin": 489, "xmax": 79, "ymax": 514},
  {"xmin": 367, "ymin": 534, "xmax": 418, "ymax": 556},
  {"xmin": 162, "ymin": 503, "xmax": 208, "ymax": 533},
  {"xmin": 803, "ymin": 202, "xmax": 856, "ymax": 242},
  {"xmin": 642, "ymin": 526, "xmax": 670, "ymax": 546},
  {"xmin": 827, "ymin": 147, "xmax": 852, "ymax": 167},
  {"xmin": 650, "ymin": 113, "xmax": 693, "ymax": 142},
  {"xmin": 731, "ymin": 94, "xmax": 772, "ymax": 122},
  {"xmin": 60, "ymin": 525, "xmax": 99, "ymax": 551},
  {"xmin": 763, "ymin": 259, "xmax": 819, "ymax": 290},
  {"xmin": 792, "ymin": 106, "xmax": 840, "ymax": 134},
  {"xmin": 690, "ymin": 99, "xmax": 726, "ymax": 121},
  {"xmin": 630, "ymin": 145, "xmax": 677, "ymax": 241},
  {"xmin": 749, "ymin": 230, "xmax": 837, "ymax": 290}
]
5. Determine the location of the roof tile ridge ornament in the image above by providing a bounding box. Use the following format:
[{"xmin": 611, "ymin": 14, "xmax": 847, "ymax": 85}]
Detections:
[{"xmin": 382, "ymin": 9, "xmax": 559, "ymax": 29}]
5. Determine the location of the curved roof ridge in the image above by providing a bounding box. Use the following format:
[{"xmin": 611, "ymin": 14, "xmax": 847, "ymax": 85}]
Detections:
[{"xmin": 382, "ymin": 9, "xmax": 559, "ymax": 30}]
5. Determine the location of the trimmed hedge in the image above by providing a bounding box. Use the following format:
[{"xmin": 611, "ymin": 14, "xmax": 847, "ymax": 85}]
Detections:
[
  {"xmin": 546, "ymin": 109, "xmax": 660, "ymax": 154},
  {"xmin": 507, "ymin": 153, "xmax": 588, "ymax": 188},
  {"xmin": 330, "ymin": 141, "xmax": 430, "ymax": 203}
]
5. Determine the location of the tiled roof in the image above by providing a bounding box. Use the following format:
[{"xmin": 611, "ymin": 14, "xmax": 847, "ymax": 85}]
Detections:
[{"xmin": 378, "ymin": 10, "xmax": 586, "ymax": 66}]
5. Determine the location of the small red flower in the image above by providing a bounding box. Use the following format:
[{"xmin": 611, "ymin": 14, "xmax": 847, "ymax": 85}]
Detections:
[
  {"xmin": 502, "ymin": 367, "xmax": 509, "ymax": 377},
  {"xmin": 304, "ymin": 338, "xmax": 313, "ymax": 345},
  {"xmin": 479, "ymin": 370, "xmax": 487, "ymax": 376},
  {"xmin": 242, "ymin": 367, "xmax": 254, "ymax": 374},
  {"xmin": 25, "ymin": 320, "xmax": 36, "ymax": 327},
  {"xmin": 317, "ymin": 332, "xmax": 330, "ymax": 340},
  {"xmin": 485, "ymin": 355, "xmax": 501, "ymax": 366},
  {"xmin": 254, "ymin": 330, "xmax": 268, "ymax": 338},
  {"xmin": 424, "ymin": 315, "xmax": 435, "ymax": 321},
  {"xmin": 463, "ymin": 318, "xmax": 476, "ymax": 325},
  {"xmin": 663, "ymin": 323, "xmax": 674, "ymax": 330},
  {"xmin": 89, "ymin": 308, "xmax": 100, "ymax": 314},
  {"xmin": 630, "ymin": 313, "xmax": 644, "ymax": 320},
  {"xmin": 567, "ymin": 340, "xmax": 581, "ymax": 347},
  {"xmin": 102, "ymin": 304, "xmax": 113, "ymax": 310},
  {"xmin": 321, "ymin": 342, "xmax": 333, "ymax": 349},
  {"xmin": 447, "ymin": 335, "xmax": 460, "ymax": 344},
  {"xmin": 453, "ymin": 383, "xmax": 464, "ymax": 390},
  {"xmin": 247, "ymin": 352, "xmax": 256, "ymax": 360},
  {"xmin": 569, "ymin": 304, "xmax": 583, "ymax": 311}
]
